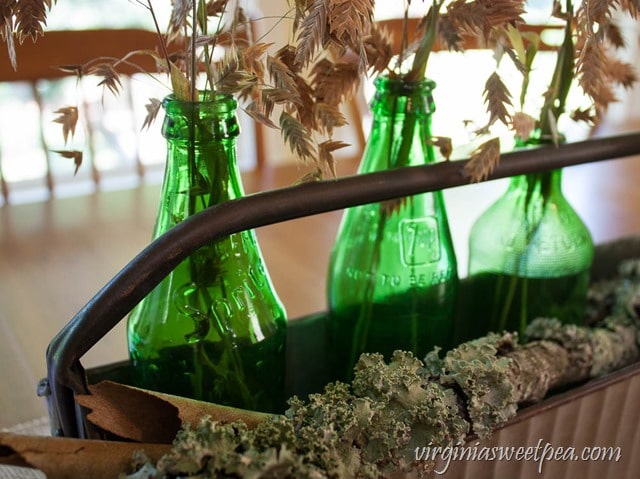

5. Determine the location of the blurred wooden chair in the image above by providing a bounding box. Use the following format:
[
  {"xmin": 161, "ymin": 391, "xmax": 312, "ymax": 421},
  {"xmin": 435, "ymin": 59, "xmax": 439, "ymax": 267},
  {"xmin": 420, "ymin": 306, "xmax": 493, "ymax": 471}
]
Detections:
[
  {"xmin": 378, "ymin": 18, "xmax": 562, "ymax": 54},
  {"xmin": 0, "ymin": 29, "xmax": 164, "ymax": 204}
]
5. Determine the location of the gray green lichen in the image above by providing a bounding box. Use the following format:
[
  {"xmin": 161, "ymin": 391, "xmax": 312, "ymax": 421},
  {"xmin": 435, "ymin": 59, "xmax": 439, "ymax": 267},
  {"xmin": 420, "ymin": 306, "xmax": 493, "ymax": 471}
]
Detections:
[{"xmin": 427, "ymin": 333, "xmax": 519, "ymax": 438}]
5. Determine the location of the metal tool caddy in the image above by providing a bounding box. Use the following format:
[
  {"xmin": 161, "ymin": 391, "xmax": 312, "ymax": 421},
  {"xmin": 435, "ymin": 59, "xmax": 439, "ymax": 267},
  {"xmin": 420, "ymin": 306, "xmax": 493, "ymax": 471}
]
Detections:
[{"xmin": 41, "ymin": 133, "xmax": 640, "ymax": 477}]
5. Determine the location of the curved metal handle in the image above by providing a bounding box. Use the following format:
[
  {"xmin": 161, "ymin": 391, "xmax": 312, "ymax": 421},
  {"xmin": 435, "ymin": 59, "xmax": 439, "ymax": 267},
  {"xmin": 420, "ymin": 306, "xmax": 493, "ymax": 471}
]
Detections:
[{"xmin": 45, "ymin": 132, "xmax": 640, "ymax": 437}]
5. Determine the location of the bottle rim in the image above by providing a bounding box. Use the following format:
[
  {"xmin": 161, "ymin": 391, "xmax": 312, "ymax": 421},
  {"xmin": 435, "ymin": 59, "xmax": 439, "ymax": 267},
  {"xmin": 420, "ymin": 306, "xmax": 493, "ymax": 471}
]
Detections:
[
  {"xmin": 374, "ymin": 75, "xmax": 436, "ymax": 93},
  {"xmin": 162, "ymin": 92, "xmax": 238, "ymax": 114}
]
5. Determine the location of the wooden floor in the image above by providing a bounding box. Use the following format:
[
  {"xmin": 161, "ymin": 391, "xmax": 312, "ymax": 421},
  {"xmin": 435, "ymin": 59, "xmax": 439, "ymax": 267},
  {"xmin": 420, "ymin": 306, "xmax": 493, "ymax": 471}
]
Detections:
[{"xmin": 2, "ymin": 131, "xmax": 640, "ymax": 429}]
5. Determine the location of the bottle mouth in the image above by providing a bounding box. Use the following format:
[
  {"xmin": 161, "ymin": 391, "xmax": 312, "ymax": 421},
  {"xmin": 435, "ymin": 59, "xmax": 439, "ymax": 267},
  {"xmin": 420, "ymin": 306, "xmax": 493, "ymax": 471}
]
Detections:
[
  {"xmin": 162, "ymin": 92, "xmax": 238, "ymax": 115},
  {"xmin": 371, "ymin": 75, "xmax": 436, "ymax": 115},
  {"xmin": 518, "ymin": 129, "xmax": 567, "ymax": 146},
  {"xmin": 161, "ymin": 92, "xmax": 240, "ymax": 141},
  {"xmin": 374, "ymin": 75, "xmax": 436, "ymax": 94}
]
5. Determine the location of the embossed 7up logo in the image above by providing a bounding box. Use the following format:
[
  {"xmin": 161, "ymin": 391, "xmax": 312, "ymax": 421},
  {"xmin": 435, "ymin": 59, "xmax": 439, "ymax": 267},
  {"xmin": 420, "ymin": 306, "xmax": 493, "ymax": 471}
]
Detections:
[{"xmin": 399, "ymin": 218, "xmax": 441, "ymax": 266}]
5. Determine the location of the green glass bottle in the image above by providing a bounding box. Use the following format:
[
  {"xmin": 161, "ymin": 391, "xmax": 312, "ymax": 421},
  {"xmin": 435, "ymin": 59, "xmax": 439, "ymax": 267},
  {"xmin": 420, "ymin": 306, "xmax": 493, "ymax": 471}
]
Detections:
[
  {"xmin": 326, "ymin": 76, "xmax": 458, "ymax": 382},
  {"xmin": 127, "ymin": 93, "xmax": 287, "ymax": 413},
  {"xmin": 464, "ymin": 132, "xmax": 594, "ymax": 341}
]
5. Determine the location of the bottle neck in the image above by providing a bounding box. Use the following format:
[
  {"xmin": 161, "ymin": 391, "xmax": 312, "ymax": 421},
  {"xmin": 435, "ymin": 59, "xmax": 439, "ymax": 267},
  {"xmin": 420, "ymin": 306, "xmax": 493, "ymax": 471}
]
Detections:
[
  {"xmin": 508, "ymin": 169, "xmax": 563, "ymax": 199},
  {"xmin": 515, "ymin": 128, "xmax": 567, "ymax": 149},
  {"xmin": 161, "ymin": 93, "xmax": 242, "ymax": 204},
  {"xmin": 510, "ymin": 130, "xmax": 565, "ymax": 195},
  {"xmin": 361, "ymin": 76, "xmax": 437, "ymax": 172},
  {"xmin": 153, "ymin": 94, "xmax": 242, "ymax": 238}
]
